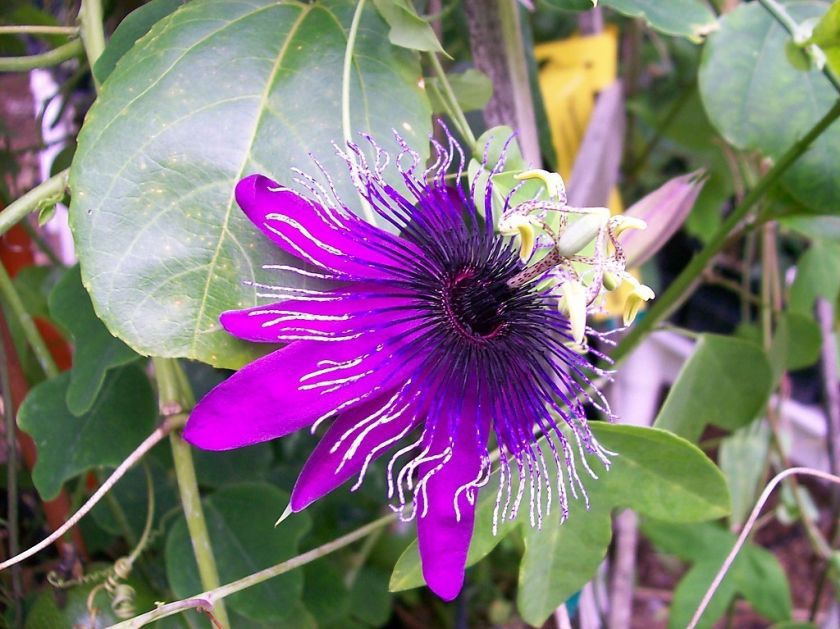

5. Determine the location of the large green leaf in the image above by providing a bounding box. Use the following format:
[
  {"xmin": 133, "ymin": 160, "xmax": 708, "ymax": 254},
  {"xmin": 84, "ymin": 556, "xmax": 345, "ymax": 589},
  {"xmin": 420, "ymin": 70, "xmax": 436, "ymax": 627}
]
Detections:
[
  {"xmin": 92, "ymin": 0, "xmax": 185, "ymax": 84},
  {"xmin": 699, "ymin": 1, "xmax": 840, "ymax": 214},
  {"xmin": 166, "ymin": 483, "xmax": 311, "ymax": 623},
  {"xmin": 48, "ymin": 264, "xmax": 139, "ymax": 415},
  {"xmin": 389, "ymin": 423, "xmax": 729, "ymax": 627},
  {"xmin": 602, "ymin": 0, "xmax": 716, "ymax": 40},
  {"xmin": 654, "ymin": 334, "xmax": 773, "ymax": 443},
  {"xmin": 70, "ymin": 0, "xmax": 431, "ymax": 369},
  {"xmin": 544, "ymin": 0, "xmax": 716, "ymax": 39},
  {"xmin": 17, "ymin": 365, "xmax": 157, "ymax": 500}
]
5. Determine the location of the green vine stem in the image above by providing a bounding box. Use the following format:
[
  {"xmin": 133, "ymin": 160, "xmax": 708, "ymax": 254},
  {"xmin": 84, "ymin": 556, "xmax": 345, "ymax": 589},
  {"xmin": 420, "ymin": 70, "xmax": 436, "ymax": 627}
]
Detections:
[
  {"xmin": 0, "ymin": 262, "xmax": 59, "ymax": 379},
  {"xmin": 110, "ymin": 513, "xmax": 396, "ymax": 628},
  {"xmin": 427, "ymin": 52, "xmax": 477, "ymax": 147},
  {"xmin": 0, "ymin": 169, "xmax": 68, "ymax": 238},
  {"xmin": 611, "ymin": 98, "xmax": 840, "ymax": 365},
  {"xmin": 0, "ymin": 25, "xmax": 80, "ymax": 35},
  {"xmin": 78, "ymin": 0, "xmax": 106, "ymax": 89},
  {"xmin": 153, "ymin": 357, "xmax": 230, "ymax": 629},
  {"xmin": 0, "ymin": 39, "xmax": 84, "ymax": 72},
  {"xmin": 341, "ymin": 0, "xmax": 377, "ymax": 224}
]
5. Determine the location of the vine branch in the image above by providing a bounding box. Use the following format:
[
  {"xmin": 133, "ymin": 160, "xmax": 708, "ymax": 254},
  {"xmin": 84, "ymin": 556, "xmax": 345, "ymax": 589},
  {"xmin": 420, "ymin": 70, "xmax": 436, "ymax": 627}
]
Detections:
[
  {"xmin": 0, "ymin": 169, "xmax": 68, "ymax": 238},
  {"xmin": 0, "ymin": 39, "xmax": 83, "ymax": 72}
]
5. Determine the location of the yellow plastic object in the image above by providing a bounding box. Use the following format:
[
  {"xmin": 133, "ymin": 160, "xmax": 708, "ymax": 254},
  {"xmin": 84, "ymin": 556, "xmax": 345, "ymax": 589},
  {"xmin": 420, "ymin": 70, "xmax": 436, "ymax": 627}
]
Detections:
[
  {"xmin": 536, "ymin": 26, "xmax": 644, "ymax": 320},
  {"xmin": 535, "ymin": 28, "xmax": 619, "ymax": 180}
]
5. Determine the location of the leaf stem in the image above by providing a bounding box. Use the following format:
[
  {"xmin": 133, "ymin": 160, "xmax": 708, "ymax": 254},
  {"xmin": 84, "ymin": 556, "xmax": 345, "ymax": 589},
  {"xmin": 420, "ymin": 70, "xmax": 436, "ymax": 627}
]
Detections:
[
  {"xmin": 341, "ymin": 0, "xmax": 377, "ymax": 224},
  {"xmin": 78, "ymin": 0, "xmax": 106, "ymax": 90},
  {"xmin": 0, "ymin": 25, "xmax": 80, "ymax": 35},
  {"xmin": 611, "ymin": 98, "xmax": 840, "ymax": 364},
  {"xmin": 153, "ymin": 357, "xmax": 230, "ymax": 629},
  {"xmin": 758, "ymin": 0, "xmax": 840, "ymax": 94},
  {"xmin": 0, "ymin": 262, "xmax": 59, "ymax": 379},
  {"xmin": 427, "ymin": 52, "xmax": 477, "ymax": 147},
  {"xmin": 0, "ymin": 39, "xmax": 83, "ymax": 72},
  {"xmin": 111, "ymin": 513, "xmax": 396, "ymax": 628},
  {"xmin": 0, "ymin": 169, "xmax": 68, "ymax": 238}
]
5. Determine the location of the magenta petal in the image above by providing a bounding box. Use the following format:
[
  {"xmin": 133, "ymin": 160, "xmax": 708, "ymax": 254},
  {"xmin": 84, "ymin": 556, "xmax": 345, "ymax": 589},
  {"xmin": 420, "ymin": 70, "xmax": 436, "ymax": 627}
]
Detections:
[
  {"xmin": 220, "ymin": 291, "xmax": 414, "ymax": 343},
  {"xmin": 416, "ymin": 414, "xmax": 487, "ymax": 601},
  {"xmin": 290, "ymin": 390, "xmax": 419, "ymax": 511},
  {"xmin": 183, "ymin": 335, "xmax": 418, "ymax": 451},
  {"xmin": 235, "ymin": 175, "xmax": 420, "ymax": 280}
]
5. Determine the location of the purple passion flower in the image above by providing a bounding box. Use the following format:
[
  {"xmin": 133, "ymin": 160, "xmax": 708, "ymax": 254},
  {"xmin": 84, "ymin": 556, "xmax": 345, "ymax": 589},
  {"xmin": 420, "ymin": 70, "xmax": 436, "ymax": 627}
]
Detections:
[{"xmin": 184, "ymin": 132, "xmax": 614, "ymax": 600}]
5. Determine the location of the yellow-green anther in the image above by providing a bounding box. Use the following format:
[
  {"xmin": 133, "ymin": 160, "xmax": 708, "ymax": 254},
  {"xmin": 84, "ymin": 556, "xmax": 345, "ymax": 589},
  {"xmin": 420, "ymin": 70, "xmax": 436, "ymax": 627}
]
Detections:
[
  {"xmin": 515, "ymin": 169, "xmax": 567, "ymax": 201},
  {"xmin": 610, "ymin": 215, "xmax": 647, "ymax": 236},
  {"xmin": 556, "ymin": 211, "xmax": 608, "ymax": 257},
  {"xmin": 516, "ymin": 221, "xmax": 536, "ymax": 262},
  {"xmin": 498, "ymin": 214, "xmax": 537, "ymax": 262},
  {"xmin": 602, "ymin": 271, "xmax": 621, "ymax": 291},
  {"xmin": 623, "ymin": 284, "xmax": 655, "ymax": 326},
  {"xmin": 560, "ymin": 280, "xmax": 587, "ymax": 344}
]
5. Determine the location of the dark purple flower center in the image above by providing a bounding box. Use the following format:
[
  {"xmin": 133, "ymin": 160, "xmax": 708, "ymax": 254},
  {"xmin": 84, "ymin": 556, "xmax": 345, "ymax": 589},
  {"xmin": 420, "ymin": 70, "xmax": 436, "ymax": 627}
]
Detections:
[{"xmin": 442, "ymin": 268, "xmax": 513, "ymax": 342}]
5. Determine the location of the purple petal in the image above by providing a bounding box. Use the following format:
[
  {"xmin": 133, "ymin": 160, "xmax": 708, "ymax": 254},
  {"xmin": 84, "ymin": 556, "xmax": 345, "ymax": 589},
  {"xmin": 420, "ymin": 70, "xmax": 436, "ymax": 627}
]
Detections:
[
  {"xmin": 236, "ymin": 175, "xmax": 421, "ymax": 280},
  {"xmin": 220, "ymin": 291, "xmax": 414, "ymax": 343},
  {"xmin": 290, "ymin": 389, "xmax": 420, "ymax": 511},
  {"xmin": 417, "ymin": 411, "xmax": 488, "ymax": 601},
  {"xmin": 183, "ymin": 334, "xmax": 420, "ymax": 451}
]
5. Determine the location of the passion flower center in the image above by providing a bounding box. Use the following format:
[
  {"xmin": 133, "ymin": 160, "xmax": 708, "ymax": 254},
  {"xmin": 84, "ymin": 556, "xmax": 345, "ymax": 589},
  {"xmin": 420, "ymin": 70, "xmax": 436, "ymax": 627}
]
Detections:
[{"xmin": 444, "ymin": 269, "xmax": 512, "ymax": 341}]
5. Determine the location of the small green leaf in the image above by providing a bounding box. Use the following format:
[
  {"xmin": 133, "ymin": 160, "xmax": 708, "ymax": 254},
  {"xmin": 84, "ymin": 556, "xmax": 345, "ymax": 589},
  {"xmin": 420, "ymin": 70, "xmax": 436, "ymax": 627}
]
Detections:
[
  {"xmin": 602, "ymin": 0, "xmax": 717, "ymax": 40},
  {"xmin": 770, "ymin": 311, "xmax": 822, "ymax": 375},
  {"xmin": 427, "ymin": 69, "xmax": 493, "ymax": 113},
  {"xmin": 790, "ymin": 239, "xmax": 840, "ymax": 314},
  {"xmin": 17, "ymin": 365, "xmax": 157, "ymax": 501},
  {"xmin": 809, "ymin": 0, "xmax": 840, "ymax": 77},
  {"xmin": 699, "ymin": 1, "xmax": 840, "ymax": 214},
  {"xmin": 718, "ymin": 422, "xmax": 771, "ymax": 529},
  {"xmin": 48, "ymin": 264, "xmax": 139, "ymax": 415},
  {"xmin": 165, "ymin": 483, "xmax": 311, "ymax": 623},
  {"xmin": 93, "ymin": 0, "xmax": 185, "ymax": 85},
  {"xmin": 654, "ymin": 334, "xmax": 773, "ymax": 442},
  {"xmin": 371, "ymin": 0, "xmax": 447, "ymax": 55}
]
